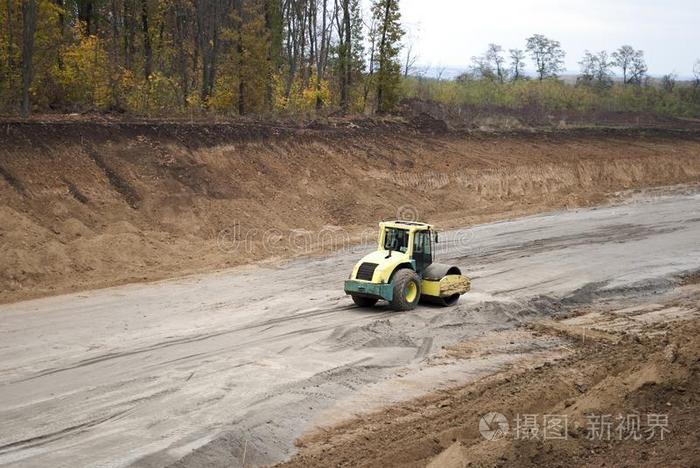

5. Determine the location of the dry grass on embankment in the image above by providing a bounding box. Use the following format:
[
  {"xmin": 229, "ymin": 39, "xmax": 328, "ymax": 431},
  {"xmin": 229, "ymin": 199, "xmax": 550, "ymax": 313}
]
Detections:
[{"xmin": 1, "ymin": 120, "xmax": 699, "ymax": 303}]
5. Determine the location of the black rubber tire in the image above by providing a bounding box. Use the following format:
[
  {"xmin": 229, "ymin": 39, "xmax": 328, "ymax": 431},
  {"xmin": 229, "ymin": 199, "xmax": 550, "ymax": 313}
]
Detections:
[
  {"xmin": 441, "ymin": 293, "xmax": 460, "ymax": 306},
  {"xmin": 352, "ymin": 295, "xmax": 378, "ymax": 308},
  {"xmin": 390, "ymin": 269, "xmax": 421, "ymax": 311}
]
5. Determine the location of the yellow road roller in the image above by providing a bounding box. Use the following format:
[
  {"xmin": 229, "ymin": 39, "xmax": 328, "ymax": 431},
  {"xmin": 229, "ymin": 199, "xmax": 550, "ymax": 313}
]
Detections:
[{"xmin": 344, "ymin": 221, "xmax": 471, "ymax": 310}]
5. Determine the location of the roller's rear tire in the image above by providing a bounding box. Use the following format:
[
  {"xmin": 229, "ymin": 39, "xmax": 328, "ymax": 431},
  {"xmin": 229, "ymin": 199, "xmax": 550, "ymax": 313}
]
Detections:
[
  {"xmin": 352, "ymin": 295, "xmax": 378, "ymax": 308},
  {"xmin": 390, "ymin": 269, "xmax": 421, "ymax": 311}
]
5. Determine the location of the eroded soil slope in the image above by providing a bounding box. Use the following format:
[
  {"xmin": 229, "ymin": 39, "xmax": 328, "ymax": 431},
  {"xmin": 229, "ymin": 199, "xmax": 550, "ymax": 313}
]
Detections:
[{"xmin": 1, "ymin": 120, "xmax": 699, "ymax": 302}]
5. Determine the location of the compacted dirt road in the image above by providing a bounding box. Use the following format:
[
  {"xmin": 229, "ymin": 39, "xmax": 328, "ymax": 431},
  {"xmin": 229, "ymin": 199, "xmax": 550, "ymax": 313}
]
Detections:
[{"xmin": 0, "ymin": 189, "xmax": 698, "ymax": 467}]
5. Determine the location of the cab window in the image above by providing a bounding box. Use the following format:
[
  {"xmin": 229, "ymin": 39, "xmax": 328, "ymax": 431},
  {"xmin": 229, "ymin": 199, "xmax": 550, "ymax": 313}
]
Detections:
[
  {"xmin": 413, "ymin": 231, "xmax": 432, "ymax": 256},
  {"xmin": 383, "ymin": 228, "xmax": 409, "ymax": 253}
]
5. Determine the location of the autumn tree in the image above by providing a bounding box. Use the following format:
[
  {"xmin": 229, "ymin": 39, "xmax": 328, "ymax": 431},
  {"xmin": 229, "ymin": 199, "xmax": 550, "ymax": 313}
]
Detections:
[
  {"xmin": 402, "ymin": 26, "xmax": 418, "ymax": 78},
  {"xmin": 578, "ymin": 50, "xmax": 614, "ymax": 88},
  {"xmin": 509, "ymin": 48, "xmax": 526, "ymax": 81},
  {"xmin": 1, "ymin": 0, "xmax": 17, "ymax": 108},
  {"xmin": 661, "ymin": 73, "xmax": 676, "ymax": 92},
  {"xmin": 627, "ymin": 50, "xmax": 648, "ymax": 85},
  {"xmin": 172, "ymin": 0, "xmax": 195, "ymax": 106},
  {"xmin": 525, "ymin": 34, "xmax": 565, "ymax": 81},
  {"xmin": 209, "ymin": 0, "xmax": 275, "ymax": 114},
  {"xmin": 140, "ymin": 0, "xmax": 151, "ymax": 80},
  {"xmin": 264, "ymin": 0, "xmax": 283, "ymax": 110},
  {"xmin": 612, "ymin": 45, "xmax": 648, "ymax": 86},
  {"xmin": 372, "ymin": 0, "xmax": 403, "ymax": 113},
  {"xmin": 578, "ymin": 51, "xmax": 596, "ymax": 83},
  {"xmin": 468, "ymin": 44, "xmax": 506, "ymax": 82},
  {"xmin": 310, "ymin": 0, "xmax": 333, "ymax": 110},
  {"xmin": 20, "ymin": 0, "xmax": 37, "ymax": 116},
  {"xmin": 362, "ymin": 12, "xmax": 378, "ymax": 111},
  {"xmin": 196, "ymin": 0, "xmax": 223, "ymax": 104},
  {"xmin": 336, "ymin": 0, "xmax": 364, "ymax": 112},
  {"xmin": 469, "ymin": 54, "xmax": 494, "ymax": 80},
  {"xmin": 485, "ymin": 43, "xmax": 506, "ymax": 82},
  {"xmin": 240, "ymin": 0, "xmax": 273, "ymax": 113}
]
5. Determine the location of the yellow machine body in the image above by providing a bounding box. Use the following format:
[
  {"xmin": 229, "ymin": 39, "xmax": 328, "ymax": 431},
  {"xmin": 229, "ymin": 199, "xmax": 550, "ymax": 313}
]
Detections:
[{"xmin": 344, "ymin": 221, "xmax": 471, "ymax": 307}]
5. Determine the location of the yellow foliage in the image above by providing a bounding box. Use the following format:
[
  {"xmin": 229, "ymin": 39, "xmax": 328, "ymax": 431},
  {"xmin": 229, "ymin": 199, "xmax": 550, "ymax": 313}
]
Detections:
[
  {"xmin": 0, "ymin": 0, "xmax": 20, "ymax": 107},
  {"xmin": 209, "ymin": 76, "xmax": 237, "ymax": 112},
  {"xmin": 2, "ymin": 0, "xmax": 696, "ymax": 117},
  {"xmin": 52, "ymin": 30, "xmax": 112, "ymax": 108},
  {"xmin": 10, "ymin": 0, "xmax": 64, "ymax": 109},
  {"xmin": 209, "ymin": 1, "xmax": 273, "ymax": 114},
  {"xmin": 121, "ymin": 70, "xmax": 181, "ymax": 114},
  {"xmin": 276, "ymin": 75, "xmax": 331, "ymax": 114}
]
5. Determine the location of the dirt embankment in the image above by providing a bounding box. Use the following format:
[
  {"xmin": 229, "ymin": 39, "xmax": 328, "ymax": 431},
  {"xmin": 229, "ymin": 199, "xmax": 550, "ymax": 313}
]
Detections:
[{"xmin": 1, "ymin": 120, "xmax": 700, "ymax": 302}]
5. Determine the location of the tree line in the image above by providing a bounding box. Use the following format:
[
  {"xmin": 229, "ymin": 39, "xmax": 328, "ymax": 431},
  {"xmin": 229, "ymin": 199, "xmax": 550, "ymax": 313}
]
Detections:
[
  {"xmin": 461, "ymin": 34, "xmax": 699, "ymax": 88},
  {"xmin": 2, "ymin": 1, "xmax": 699, "ymax": 118},
  {"xmin": 0, "ymin": 0, "xmax": 405, "ymax": 116},
  {"xmin": 445, "ymin": 34, "xmax": 700, "ymax": 118}
]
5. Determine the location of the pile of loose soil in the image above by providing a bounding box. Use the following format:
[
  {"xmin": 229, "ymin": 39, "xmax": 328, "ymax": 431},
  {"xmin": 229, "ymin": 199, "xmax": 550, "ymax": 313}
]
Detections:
[
  {"xmin": 1, "ymin": 120, "xmax": 700, "ymax": 302},
  {"xmin": 279, "ymin": 293, "xmax": 700, "ymax": 468}
]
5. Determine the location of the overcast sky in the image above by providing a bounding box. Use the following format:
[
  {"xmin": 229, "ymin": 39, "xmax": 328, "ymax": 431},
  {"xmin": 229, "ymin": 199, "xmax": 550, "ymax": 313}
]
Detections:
[{"xmin": 386, "ymin": 0, "xmax": 699, "ymax": 78}]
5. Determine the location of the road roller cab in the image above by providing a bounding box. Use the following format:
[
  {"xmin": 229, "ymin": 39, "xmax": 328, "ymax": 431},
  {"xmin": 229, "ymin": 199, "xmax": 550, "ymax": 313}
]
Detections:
[{"xmin": 344, "ymin": 221, "xmax": 471, "ymax": 310}]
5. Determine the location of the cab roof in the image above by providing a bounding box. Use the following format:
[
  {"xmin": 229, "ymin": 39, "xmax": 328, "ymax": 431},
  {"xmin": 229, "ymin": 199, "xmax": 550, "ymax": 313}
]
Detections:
[{"xmin": 380, "ymin": 220, "xmax": 434, "ymax": 231}]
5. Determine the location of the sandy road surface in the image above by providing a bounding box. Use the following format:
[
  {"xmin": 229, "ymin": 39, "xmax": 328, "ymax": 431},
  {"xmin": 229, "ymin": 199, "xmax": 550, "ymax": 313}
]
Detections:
[{"xmin": 0, "ymin": 189, "xmax": 699, "ymax": 467}]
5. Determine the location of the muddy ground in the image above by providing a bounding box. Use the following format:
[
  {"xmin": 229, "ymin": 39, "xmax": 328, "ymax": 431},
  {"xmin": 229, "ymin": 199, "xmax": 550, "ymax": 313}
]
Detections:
[
  {"xmin": 2, "ymin": 120, "xmax": 700, "ymax": 303},
  {"xmin": 0, "ymin": 189, "xmax": 697, "ymax": 467},
  {"xmin": 280, "ymin": 283, "xmax": 700, "ymax": 468}
]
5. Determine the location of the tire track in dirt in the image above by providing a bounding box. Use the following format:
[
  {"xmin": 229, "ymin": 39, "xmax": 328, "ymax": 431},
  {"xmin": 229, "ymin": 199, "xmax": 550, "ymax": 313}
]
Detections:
[
  {"xmin": 0, "ymin": 409, "xmax": 131, "ymax": 455},
  {"xmin": 9, "ymin": 304, "xmax": 364, "ymax": 383}
]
